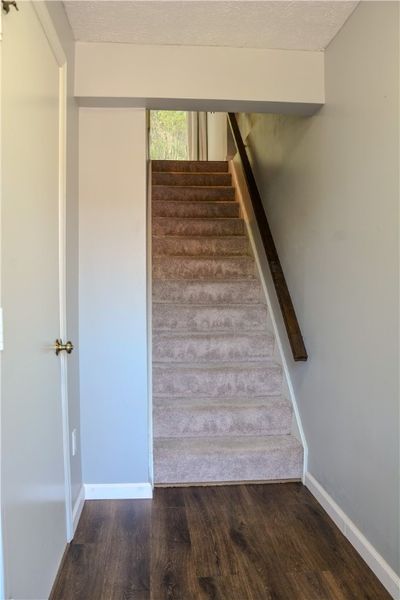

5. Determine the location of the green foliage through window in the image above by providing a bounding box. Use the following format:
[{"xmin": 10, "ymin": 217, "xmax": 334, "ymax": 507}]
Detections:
[{"xmin": 150, "ymin": 110, "xmax": 188, "ymax": 160}]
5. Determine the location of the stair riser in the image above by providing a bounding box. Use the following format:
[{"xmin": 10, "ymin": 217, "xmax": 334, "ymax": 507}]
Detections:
[
  {"xmin": 152, "ymin": 200, "xmax": 240, "ymax": 219},
  {"xmin": 153, "ymin": 257, "xmax": 255, "ymax": 280},
  {"xmin": 153, "ymin": 218, "xmax": 245, "ymax": 237},
  {"xmin": 153, "ymin": 403, "xmax": 292, "ymax": 438},
  {"xmin": 153, "ymin": 305, "xmax": 268, "ymax": 332},
  {"xmin": 153, "ymin": 333, "xmax": 274, "ymax": 362},
  {"xmin": 153, "ymin": 237, "xmax": 250, "ymax": 257},
  {"xmin": 152, "ymin": 172, "xmax": 232, "ymax": 187},
  {"xmin": 153, "ymin": 186, "xmax": 235, "ymax": 202},
  {"xmin": 152, "ymin": 281, "xmax": 264, "ymax": 304},
  {"xmin": 153, "ymin": 365, "xmax": 282, "ymax": 397},
  {"xmin": 154, "ymin": 443, "xmax": 302, "ymax": 484},
  {"xmin": 153, "ymin": 160, "xmax": 228, "ymax": 173}
]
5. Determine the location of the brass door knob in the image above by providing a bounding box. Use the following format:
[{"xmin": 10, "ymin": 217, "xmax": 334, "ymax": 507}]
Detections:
[{"xmin": 54, "ymin": 339, "xmax": 74, "ymax": 356}]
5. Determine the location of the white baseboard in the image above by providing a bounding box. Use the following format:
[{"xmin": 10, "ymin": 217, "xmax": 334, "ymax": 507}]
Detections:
[
  {"xmin": 305, "ymin": 472, "xmax": 400, "ymax": 600},
  {"xmin": 72, "ymin": 485, "xmax": 85, "ymax": 534},
  {"xmin": 84, "ymin": 482, "xmax": 153, "ymax": 500}
]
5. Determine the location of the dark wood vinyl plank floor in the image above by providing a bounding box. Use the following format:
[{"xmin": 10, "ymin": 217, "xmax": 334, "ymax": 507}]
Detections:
[{"xmin": 51, "ymin": 483, "xmax": 391, "ymax": 600}]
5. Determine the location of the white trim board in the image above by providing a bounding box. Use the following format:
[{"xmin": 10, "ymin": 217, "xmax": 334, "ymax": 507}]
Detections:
[
  {"xmin": 305, "ymin": 472, "xmax": 400, "ymax": 600},
  {"xmin": 84, "ymin": 483, "xmax": 153, "ymax": 500},
  {"xmin": 146, "ymin": 157, "xmax": 154, "ymax": 487},
  {"xmin": 72, "ymin": 486, "xmax": 85, "ymax": 534}
]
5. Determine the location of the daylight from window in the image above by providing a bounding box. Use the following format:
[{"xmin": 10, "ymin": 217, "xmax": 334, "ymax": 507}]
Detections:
[{"xmin": 150, "ymin": 110, "xmax": 188, "ymax": 160}]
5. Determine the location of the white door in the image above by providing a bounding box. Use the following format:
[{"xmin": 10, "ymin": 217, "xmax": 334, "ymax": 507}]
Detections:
[{"xmin": 1, "ymin": 3, "xmax": 70, "ymax": 598}]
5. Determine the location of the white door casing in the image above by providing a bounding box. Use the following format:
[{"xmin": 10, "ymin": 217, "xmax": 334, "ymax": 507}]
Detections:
[{"xmin": 0, "ymin": 2, "xmax": 72, "ymax": 598}]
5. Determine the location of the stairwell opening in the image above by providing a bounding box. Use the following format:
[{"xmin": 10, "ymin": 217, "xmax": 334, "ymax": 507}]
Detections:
[{"xmin": 151, "ymin": 155, "xmax": 303, "ymax": 486}]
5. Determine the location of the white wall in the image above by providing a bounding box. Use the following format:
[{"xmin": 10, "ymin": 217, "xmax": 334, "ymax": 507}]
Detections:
[
  {"xmin": 207, "ymin": 113, "xmax": 227, "ymax": 161},
  {"xmin": 45, "ymin": 1, "xmax": 82, "ymax": 509},
  {"xmin": 75, "ymin": 42, "xmax": 324, "ymax": 116},
  {"xmin": 238, "ymin": 0, "xmax": 399, "ymax": 577},
  {"xmin": 79, "ymin": 108, "xmax": 149, "ymax": 486}
]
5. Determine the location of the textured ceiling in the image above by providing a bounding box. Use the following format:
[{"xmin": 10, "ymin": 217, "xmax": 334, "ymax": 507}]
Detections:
[{"xmin": 64, "ymin": 1, "xmax": 358, "ymax": 51}]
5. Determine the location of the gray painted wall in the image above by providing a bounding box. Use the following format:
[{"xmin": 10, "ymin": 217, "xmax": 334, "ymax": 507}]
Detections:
[
  {"xmin": 79, "ymin": 108, "xmax": 149, "ymax": 485},
  {"xmin": 46, "ymin": 1, "xmax": 82, "ymax": 507},
  {"xmin": 238, "ymin": 1, "xmax": 399, "ymax": 574}
]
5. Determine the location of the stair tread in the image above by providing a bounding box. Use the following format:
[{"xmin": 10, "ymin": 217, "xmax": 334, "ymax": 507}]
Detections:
[
  {"xmin": 153, "ymin": 185, "xmax": 234, "ymax": 190},
  {"xmin": 153, "ymin": 172, "xmax": 231, "ymax": 182},
  {"xmin": 153, "ymin": 200, "xmax": 238, "ymax": 208},
  {"xmin": 153, "ymin": 330, "xmax": 274, "ymax": 345},
  {"xmin": 153, "ymin": 213, "xmax": 241, "ymax": 218},
  {"xmin": 152, "ymin": 234, "xmax": 247, "ymax": 240},
  {"xmin": 152, "ymin": 303, "xmax": 268, "ymax": 332},
  {"xmin": 153, "ymin": 171, "xmax": 230, "ymax": 176},
  {"xmin": 152, "ymin": 201, "xmax": 240, "ymax": 219},
  {"xmin": 154, "ymin": 254, "xmax": 253, "ymax": 260},
  {"xmin": 153, "ymin": 216, "xmax": 244, "ymax": 226},
  {"xmin": 153, "ymin": 330, "xmax": 272, "ymax": 338},
  {"xmin": 152, "ymin": 301, "xmax": 267, "ymax": 308},
  {"xmin": 153, "ymin": 303, "xmax": 267, "ymax": 332},
  {"xmin": 153, "ymin": 328, "xmax": 274, "ymax": 362},
  {"xmin": 153, "ymin": 278, "xmax": 262, "ymax": 284},
  {"xmin": 153, "ymin": 200, "xmax": 238, "ymax": 206},
  {"xmin": 153, "ymin": 217, "xmax": 245, "ymax": 237},
  {"xmin": 154, "ymin": 328, "xmax": 268, "ymax": 338},
  {"xmin": 152, "ymin": 160, "xmax": 229, "ymax": 174},
  {"xmin": 152, "ymin": 302, "xmax": 260, "ymax": 308},
  {"xmin": 153, "ymin": 237, "xmax": 250, "ymax": 255},
  {"xmin": 153, "ymin": 255, "xmax": 256, "ymax": 280},
  {"xmin": 153, "ymin": 395, "xmax": 290, "ymax": 407},
  {"xmin": 153, "ymin": 359, "xmax": 281, "ymax": 370},
  {"xmin": 153, "ymin": 185, "xmax": 235, "ymax": 202},
  {"xmin": 153, "ymin": 198, "xmax": 239, "ymax": 206},
  {"xmin": 153, "ymin": 360, "xmax": 282, "ymax": 398},
  {"xmin": 153, "ymin": 200, "xmax": 239, "ymax": 206},
  {"xmin": 155, "ymin": 434, "xmax": 302, "ymax": 452},
  {"xmin": 153, "ymin": 294, "xmax": 263, "ymax": 300},
  {"xmin": 153, "ymin": 216, "xmax": 241, "ymax": 221}
]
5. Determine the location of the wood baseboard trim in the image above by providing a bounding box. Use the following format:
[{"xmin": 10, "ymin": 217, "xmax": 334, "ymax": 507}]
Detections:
[
  {"xmin": 84, "ymin": 482, "xmax": 153, "ymax": 500},
  {"xmin": 305, "ymin": 472, "xmax": 400, "ymax": 599}
]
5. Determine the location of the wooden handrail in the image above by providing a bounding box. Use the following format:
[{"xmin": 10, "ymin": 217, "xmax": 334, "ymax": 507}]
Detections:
[{"xmin": 228, "ymin": 113, "xmax": 308, "ymax": 362}]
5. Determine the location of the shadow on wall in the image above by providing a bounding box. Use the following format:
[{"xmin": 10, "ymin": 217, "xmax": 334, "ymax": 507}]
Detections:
[{"xmin": 238, "ymin": 112, "xmax": 314, "ymax": 195}]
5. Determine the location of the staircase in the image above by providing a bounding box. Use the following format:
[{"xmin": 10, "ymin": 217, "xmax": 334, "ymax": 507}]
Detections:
[{"xmin": 152, "ymin": 159, "xmax": 303, "ymax": 485}]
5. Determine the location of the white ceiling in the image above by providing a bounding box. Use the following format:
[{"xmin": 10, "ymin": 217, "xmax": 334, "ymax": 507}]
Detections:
[{"xmin": 63, "ymin": 1, "xmax": 358, "ymax": 51}]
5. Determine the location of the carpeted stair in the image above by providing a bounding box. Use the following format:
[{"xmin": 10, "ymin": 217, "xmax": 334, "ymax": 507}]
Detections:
[{"xmin": 152, "ymin": 159, "xmax": 303, "ymax": 485}]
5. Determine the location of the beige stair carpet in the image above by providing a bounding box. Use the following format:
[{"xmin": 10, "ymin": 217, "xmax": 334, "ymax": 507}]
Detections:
[{"xmin": 152, "ymin": 159, "xmax": 303, "ymax": 485}]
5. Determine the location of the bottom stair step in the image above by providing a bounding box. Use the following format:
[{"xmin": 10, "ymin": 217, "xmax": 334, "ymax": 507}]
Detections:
[{"xmin": 154, "ymin": 435, "xmax": 303, "ymax": 484}]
